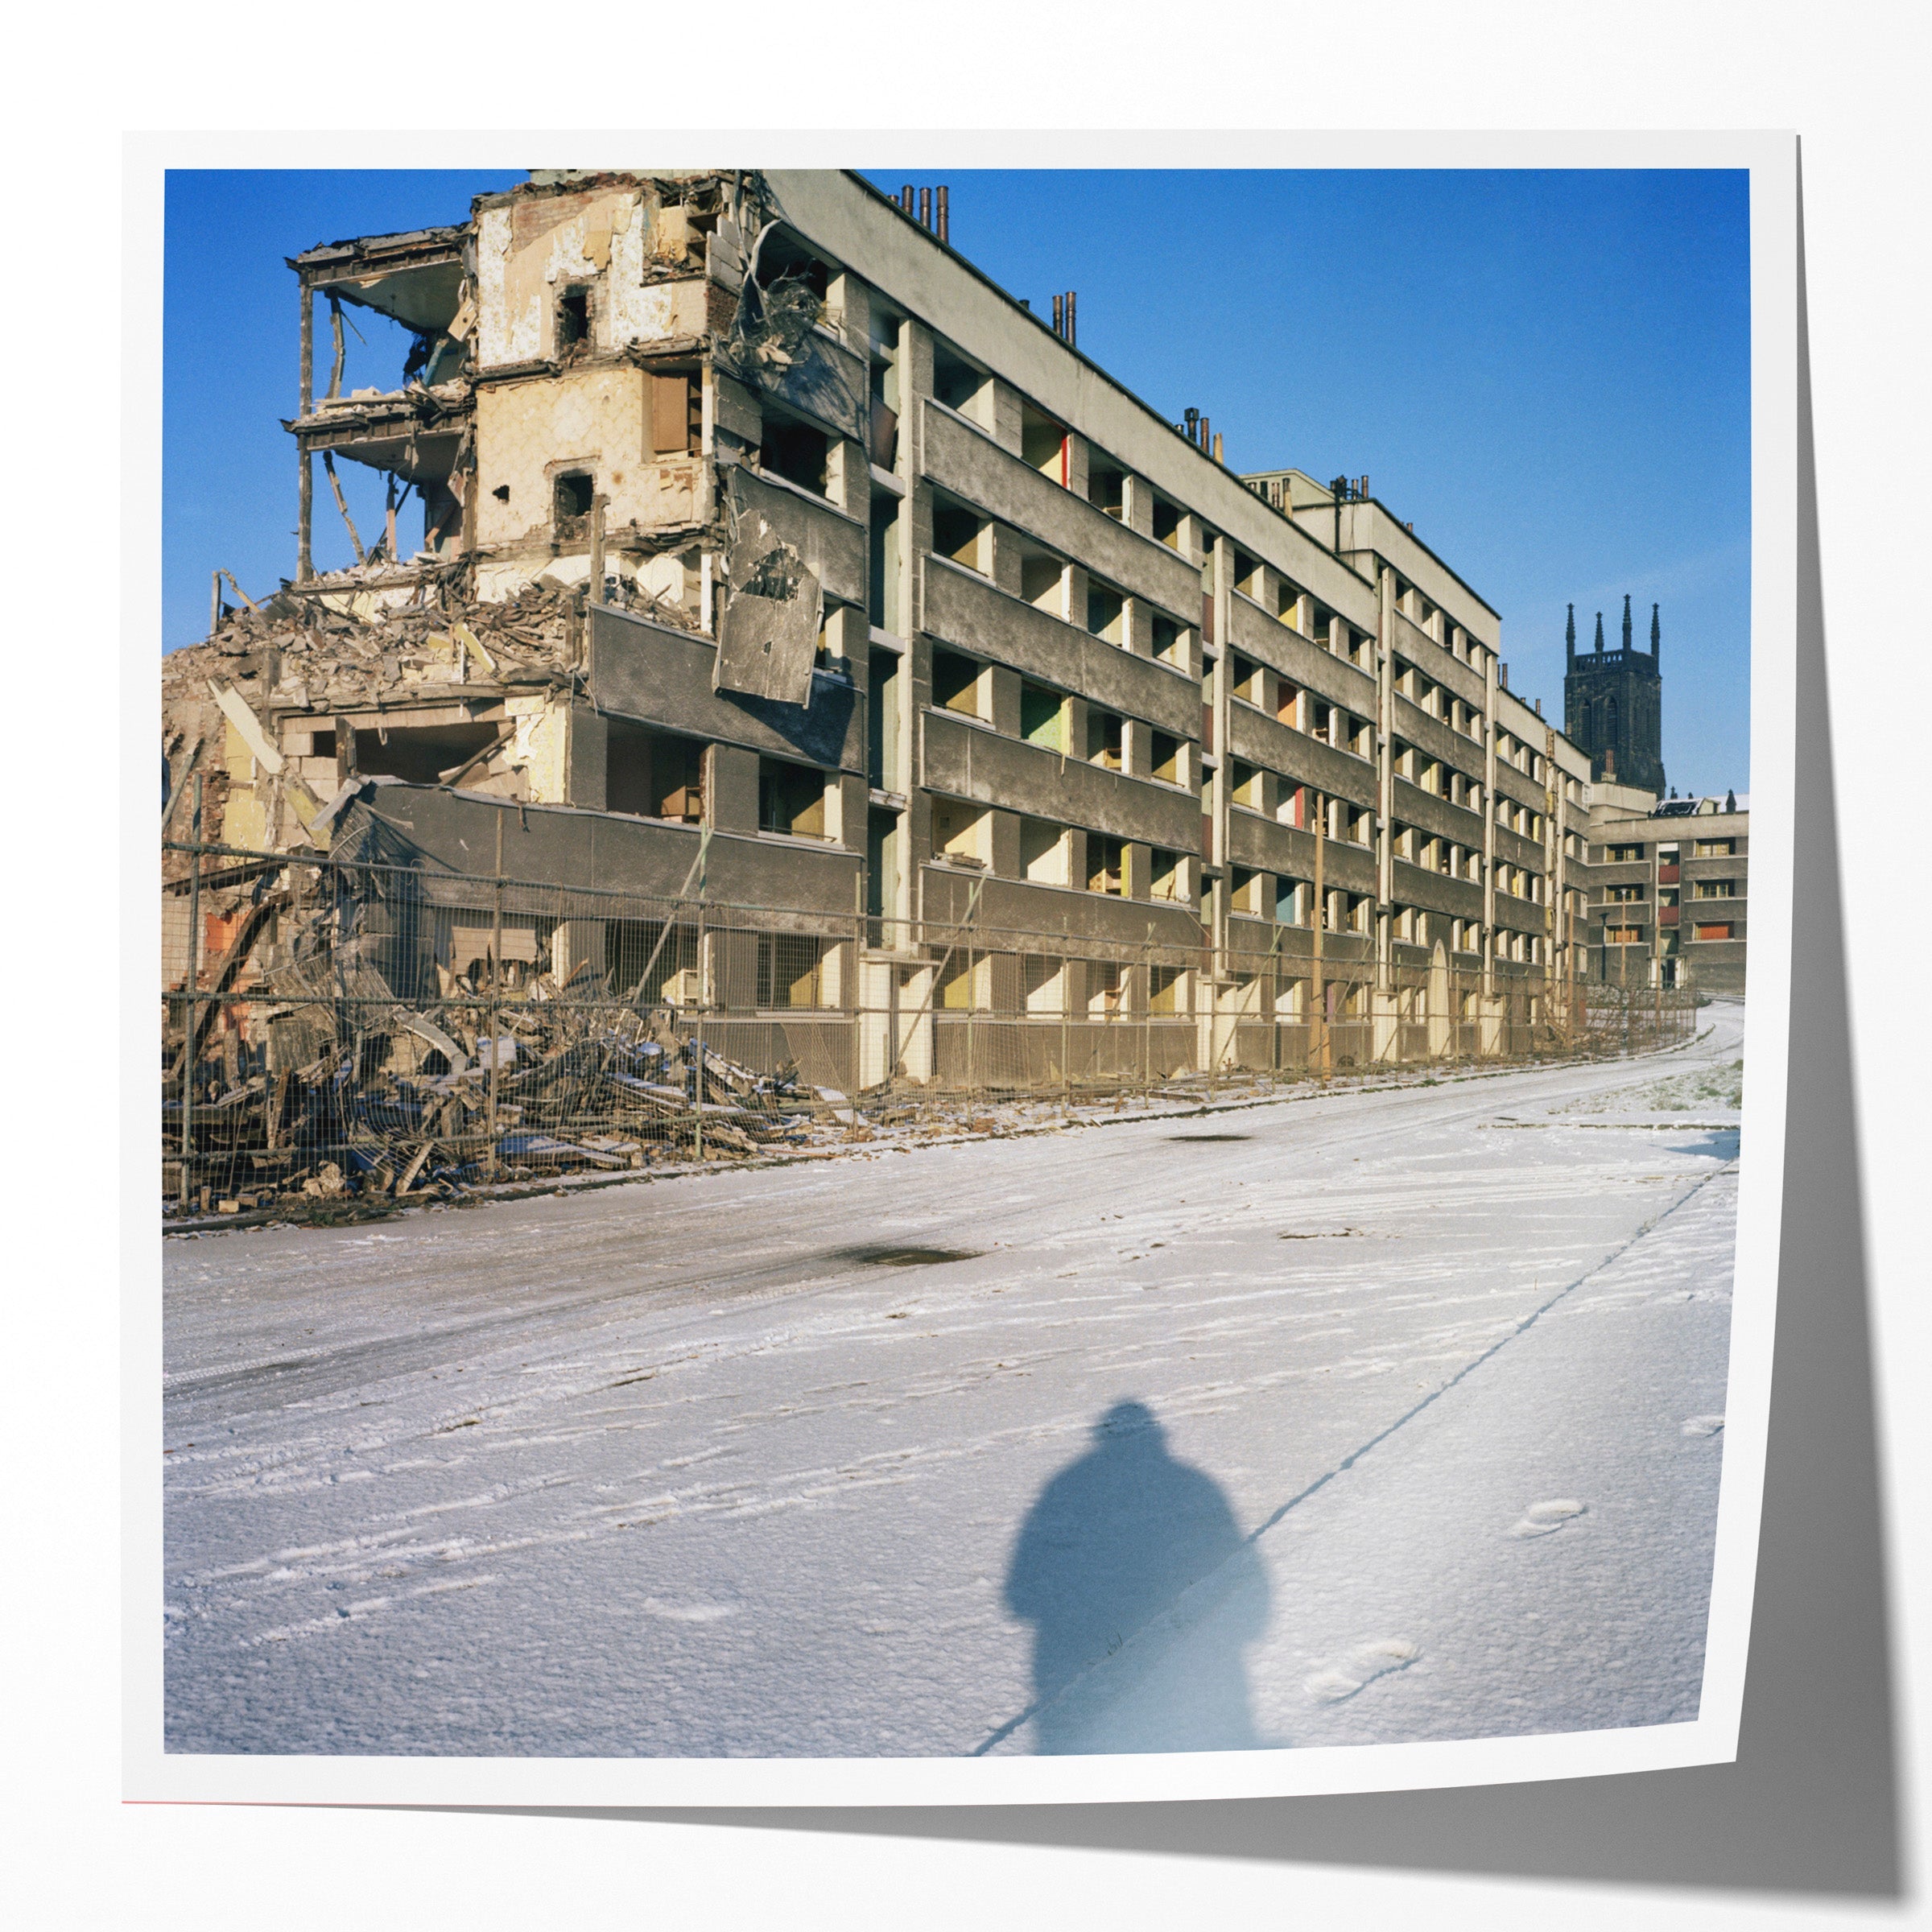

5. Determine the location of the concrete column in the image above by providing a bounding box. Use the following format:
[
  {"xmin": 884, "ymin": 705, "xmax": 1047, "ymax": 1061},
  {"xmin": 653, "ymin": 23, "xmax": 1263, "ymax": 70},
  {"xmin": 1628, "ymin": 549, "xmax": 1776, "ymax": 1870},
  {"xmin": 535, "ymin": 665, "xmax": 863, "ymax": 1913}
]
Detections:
[
  {"xmin": 1376, "ymin": 565, "xmax": 1395, "ymax": 992},
  {"xmin": 1062, "ymin": 431, "xmax": 1090, "ymax": 502},
  {"xmin": 1211, "ymin": 536, "xmax": 1234, "ymax": 985},
  {"xmin": 898, "ymin": 963, "xmax": 935, "ymax": 1081},
  {"xmin": 1121, "ymin": 473, "xmax": 1155, "ymax": 539},
  {"xmin": 987, "ymin": 808, "xmax": 1021, "ymax": 880},
  {"xmin": 563, "ymin": 704, "xmax": 608, "ymax": 811},
  {"xmin": 708, "ymin": 745, "xmax": 760, "ymax": 834},
  {"xmin": 987, "ymin": 377, "xmax": 1024, "ymax": 457},
  {"xmin": 552, "ymin": 920, "xmax": 607, "ymax": 985},
  {"xmin": 1482, "ymin": 649, "xmax": 1498, "ymax": 1001}
]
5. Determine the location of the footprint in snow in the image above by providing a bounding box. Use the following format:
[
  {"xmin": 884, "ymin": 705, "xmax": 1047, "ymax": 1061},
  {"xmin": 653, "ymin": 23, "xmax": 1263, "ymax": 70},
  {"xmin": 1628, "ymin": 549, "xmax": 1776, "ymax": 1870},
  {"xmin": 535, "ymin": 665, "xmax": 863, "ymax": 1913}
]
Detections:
[
  {"xmin": 1303, "ymin": 1637, "xmax": 1420, "ymax": 1703},
  {"xmin": 1682, "ymin": 1415, "xmax": 1725, "ymax": 1438},
  {"xmin": 1509, "ymin": 1499, "xmax": 1587, "ymax": 1538}
]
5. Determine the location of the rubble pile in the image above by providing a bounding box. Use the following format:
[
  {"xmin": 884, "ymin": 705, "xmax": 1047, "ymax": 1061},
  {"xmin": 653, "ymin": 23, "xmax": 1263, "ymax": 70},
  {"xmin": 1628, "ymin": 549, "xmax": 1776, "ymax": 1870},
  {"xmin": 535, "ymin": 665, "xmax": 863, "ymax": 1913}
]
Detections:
[{"xmin": 165, "ymin": 950, "xmax": 834, "ymax": 1223}]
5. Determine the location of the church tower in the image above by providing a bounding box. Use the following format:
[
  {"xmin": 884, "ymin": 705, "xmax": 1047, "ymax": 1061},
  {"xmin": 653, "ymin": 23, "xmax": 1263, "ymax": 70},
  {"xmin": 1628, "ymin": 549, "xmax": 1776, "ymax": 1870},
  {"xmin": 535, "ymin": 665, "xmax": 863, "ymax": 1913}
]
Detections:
[{"xmin": 1563, "ymin": 593, "xmax": 1665, "ymax": 795}]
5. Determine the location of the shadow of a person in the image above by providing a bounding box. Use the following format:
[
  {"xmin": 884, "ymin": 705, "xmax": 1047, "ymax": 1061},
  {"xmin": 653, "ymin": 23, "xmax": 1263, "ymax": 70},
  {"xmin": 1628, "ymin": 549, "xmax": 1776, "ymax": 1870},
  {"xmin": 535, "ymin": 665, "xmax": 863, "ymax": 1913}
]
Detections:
[{"xmin": 1002, "ymin": 1400, "xmax": 1270, "ymax": 1754}]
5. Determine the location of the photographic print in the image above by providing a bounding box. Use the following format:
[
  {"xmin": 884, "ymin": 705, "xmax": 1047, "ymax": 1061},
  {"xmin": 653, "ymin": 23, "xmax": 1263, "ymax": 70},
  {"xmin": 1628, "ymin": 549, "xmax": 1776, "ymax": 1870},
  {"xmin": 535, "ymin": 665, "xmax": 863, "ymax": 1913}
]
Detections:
[{"xmin": 138, "ymin": 141, "xmax": 1794, "ymax": 1801}]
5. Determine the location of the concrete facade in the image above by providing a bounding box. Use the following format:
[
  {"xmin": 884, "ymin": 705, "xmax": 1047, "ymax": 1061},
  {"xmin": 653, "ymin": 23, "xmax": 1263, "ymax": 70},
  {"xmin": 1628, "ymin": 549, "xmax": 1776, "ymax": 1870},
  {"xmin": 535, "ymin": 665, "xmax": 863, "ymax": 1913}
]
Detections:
[
  {"xmin": 1583, "ymin": 787, "xmax": 1749, "ymax": 992},
  {"xmin": 173, "ymin": 168, "xmax": 1636, "ymax": 1076}
]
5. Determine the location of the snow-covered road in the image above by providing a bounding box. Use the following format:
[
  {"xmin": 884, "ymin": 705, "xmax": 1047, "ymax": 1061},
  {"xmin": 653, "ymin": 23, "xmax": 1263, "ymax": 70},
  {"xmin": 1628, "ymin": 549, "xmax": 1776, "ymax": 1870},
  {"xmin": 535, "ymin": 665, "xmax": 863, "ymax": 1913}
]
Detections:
[{"xmin": 163, "ymin": 1006, "xmax": 1744, "ymax": 1758}]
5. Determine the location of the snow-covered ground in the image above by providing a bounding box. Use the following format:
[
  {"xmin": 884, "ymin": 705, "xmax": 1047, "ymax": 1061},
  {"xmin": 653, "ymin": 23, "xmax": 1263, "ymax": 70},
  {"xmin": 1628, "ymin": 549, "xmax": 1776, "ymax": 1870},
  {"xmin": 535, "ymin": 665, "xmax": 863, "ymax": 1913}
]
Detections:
[{"xmin": 163, "ymin": 1004, "xmax": 1744, "ymax": 1758}]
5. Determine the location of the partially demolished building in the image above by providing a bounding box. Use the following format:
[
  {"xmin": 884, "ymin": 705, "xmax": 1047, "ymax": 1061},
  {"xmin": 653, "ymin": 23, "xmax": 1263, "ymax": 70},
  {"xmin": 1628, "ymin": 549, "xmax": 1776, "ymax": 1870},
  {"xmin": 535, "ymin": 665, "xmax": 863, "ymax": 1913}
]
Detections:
[{"xmin": 164, "ymin": 166, "xmax": 1611, "ymax": 1200}]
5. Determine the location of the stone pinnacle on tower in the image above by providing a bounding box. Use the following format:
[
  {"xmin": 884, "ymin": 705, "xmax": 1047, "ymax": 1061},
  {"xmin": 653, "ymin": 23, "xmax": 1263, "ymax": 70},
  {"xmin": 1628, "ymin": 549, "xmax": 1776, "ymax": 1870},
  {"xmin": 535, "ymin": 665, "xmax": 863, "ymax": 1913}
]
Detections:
[
  {"xmin": 1622, "ymin": 592, "xmax": 1633, "ymax": 651},
  {"xmin": 1594, "ymin": 611, "xmax": 1604, "ymax": 652},
  {"xmin": 1566, "ymin": 603, "xmax": 1576, "ymax": 667},
  {"xmin": 1651, "ymin": 601, "xmax": 1661, "ymax": 660}
]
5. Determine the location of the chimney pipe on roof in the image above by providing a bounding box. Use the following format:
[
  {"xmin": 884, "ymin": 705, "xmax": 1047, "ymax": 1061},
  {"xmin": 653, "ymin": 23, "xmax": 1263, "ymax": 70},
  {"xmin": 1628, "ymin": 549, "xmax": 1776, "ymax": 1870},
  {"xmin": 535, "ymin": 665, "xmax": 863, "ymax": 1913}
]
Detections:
[
  {"xmin": 1184, "ymin": 407, "xmax": 1199, "ymax": 442},
  {"xmin": 1200, "ymin": 415, "xmax": 1210, "ymax": 452},
  {"xmin": 919, "ymin": 186, "xmax": 931, "ymax": 230},
  {"xmin": 1052, "ymin": 293, "xmax": 1064, "ymax": 336},
  {"xmin": 899, "ymin": 184, "xmax": 914, "ymax": 215},
  {"xmin": 1212, "ymin": 431, "xmax": 1224, "ymax": 464},
  {"xmin": 935, "ymin": 185, "xmax": 949, "ymax": 242}
]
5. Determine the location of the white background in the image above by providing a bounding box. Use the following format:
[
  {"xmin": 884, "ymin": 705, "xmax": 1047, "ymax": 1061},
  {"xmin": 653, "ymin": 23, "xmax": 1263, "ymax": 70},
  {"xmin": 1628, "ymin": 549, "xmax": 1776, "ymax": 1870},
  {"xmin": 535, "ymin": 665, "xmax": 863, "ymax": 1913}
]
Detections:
[{"xmin": 8, "ymin": 2, "xmax": 1928, "ymax": 1923}]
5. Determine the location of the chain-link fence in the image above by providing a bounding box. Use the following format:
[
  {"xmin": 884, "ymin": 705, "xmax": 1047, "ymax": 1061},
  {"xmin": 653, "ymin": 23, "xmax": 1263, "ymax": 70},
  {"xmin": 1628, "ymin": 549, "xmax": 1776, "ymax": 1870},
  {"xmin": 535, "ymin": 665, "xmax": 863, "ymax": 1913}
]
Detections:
[{"xmin": 160, "ymin": 823, "xmax": 1703, "ymax": 1222}]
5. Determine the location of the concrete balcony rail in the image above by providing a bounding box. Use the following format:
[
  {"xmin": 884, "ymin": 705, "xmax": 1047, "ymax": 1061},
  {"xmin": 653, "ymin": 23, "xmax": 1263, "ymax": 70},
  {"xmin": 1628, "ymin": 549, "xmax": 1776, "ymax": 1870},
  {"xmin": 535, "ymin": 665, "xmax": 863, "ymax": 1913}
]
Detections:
[
  {"xmin": 1225, "ymin": 703, "xmax": 1380, "ymax": 814},
  {"xmin": 921, "ymin": 555, "xmax": 1201, "ymax": 740},
  {"xmin": 920, "ymin": 707, "xmax": 1201, "ymax": 851},
  {"xmin": 587, "ymin": 604, "xmax": 866, "ymax": 774},
  {"xmin": 1391, "ymin": 609, "xmax": 1488, "ymax": 711},
  {"xmin": 1390, "ymin": 774, "xmax": 1488, "ymax": 849},
  {"xmin": 1391, "ymin": 857, "xmax": 1485, "ymax": 923},
  {"xmin": 727, "ymin": 464, "xmax": 869, "ymax": 608},
  {"xmin": 744, "ymin": 323, "xmax": 868, "ymax": 444},
  {"xmin": 1225, "ymin": 589, "xmax": 1379, "ymax": 716},
  {"xmin": 919, "ymin": 863, "xmax": 1205, "ymax": 953},
  {"xmin": 919, "ymin": 398, "xmax": 1202, "ymax": 620},
  {"xmin": 1391, "ymin": 692, "xmax": 1476, "ymax": 778}
]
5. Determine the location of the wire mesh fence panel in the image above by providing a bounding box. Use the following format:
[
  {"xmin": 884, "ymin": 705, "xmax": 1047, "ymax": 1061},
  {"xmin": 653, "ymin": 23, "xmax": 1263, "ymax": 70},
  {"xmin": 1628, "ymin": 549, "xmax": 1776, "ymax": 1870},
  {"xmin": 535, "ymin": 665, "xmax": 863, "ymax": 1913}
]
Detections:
[{"xmin": 160, "ymin": 834, "xmax": 1716, "ymax": 1220}]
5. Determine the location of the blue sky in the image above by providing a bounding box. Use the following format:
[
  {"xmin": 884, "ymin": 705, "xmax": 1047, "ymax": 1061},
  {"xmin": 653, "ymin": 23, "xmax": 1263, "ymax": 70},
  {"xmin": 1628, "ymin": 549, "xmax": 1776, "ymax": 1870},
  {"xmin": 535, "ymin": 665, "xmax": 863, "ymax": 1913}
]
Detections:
[{"xmin": 163, "ymin": 167, "xmax": 1750, "ymax": 792}]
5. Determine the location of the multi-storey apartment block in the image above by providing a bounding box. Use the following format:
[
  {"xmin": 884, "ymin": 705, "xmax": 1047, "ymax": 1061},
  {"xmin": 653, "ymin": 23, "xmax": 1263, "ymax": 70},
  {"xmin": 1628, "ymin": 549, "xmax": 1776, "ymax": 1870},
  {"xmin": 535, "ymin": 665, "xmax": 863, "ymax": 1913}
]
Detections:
[
  {"xmin": 172, "ymin": 167, "xmax": 1624, "ymax": 1082},
  {"xmin": 1584, "ymin": 787, "xmax": 1749, "ymax": 991}
]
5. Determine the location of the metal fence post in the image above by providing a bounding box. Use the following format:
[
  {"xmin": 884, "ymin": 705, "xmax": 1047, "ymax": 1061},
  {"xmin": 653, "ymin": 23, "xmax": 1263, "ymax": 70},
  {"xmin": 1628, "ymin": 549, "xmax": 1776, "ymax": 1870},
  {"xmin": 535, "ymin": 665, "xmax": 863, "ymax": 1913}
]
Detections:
[
  {"xmin": 1061, "ymin": 961, "xmax": 1071, "ymax": 1112},
  {"xmin": 1142, "ymin": 938, "xmax": 1153, "ymax": 1105},
  {"xmin": 488, "ymin": 811, "xmax": 503, "ymax": 1176},
  {"xmin": 693, "ymin": 901, "xmax": 707, "ymax": 1162}
]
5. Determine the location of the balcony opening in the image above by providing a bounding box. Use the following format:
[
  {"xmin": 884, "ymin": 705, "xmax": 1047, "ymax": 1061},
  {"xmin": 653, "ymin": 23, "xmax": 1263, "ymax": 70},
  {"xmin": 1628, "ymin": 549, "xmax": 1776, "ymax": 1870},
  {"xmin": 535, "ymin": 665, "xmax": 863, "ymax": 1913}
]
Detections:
[
  {"xmin": 1150, "ymin": 730, "xmax": 1180, "ymax": 784},
  {"xmin": 1087, "ymin": 582, "xmax": 1125, "ymax": 643},
  {"xmin": 1019, "ymin": 816, "xmax": 1066, "ymax": 885},
  {"xmin": 1230, "ymin": 865, "xmax": 1262, "ymax": 914},
  {"xmin": 758, "ymin": 932, "xmax": 828, "ymax": 1010},
  {"xmin": 1022, "ymin": 954, "xmax": 1064, "ymax": 1014},
  {"xmin": 1153, "ymin": 496, "xmax": 1182, "ymax": 550},
  {"xmin": 931, "ymin": 649, "xmax": 982, "ymax": 718},
  {"xmin": 932, "ymin": 337, "xmax": 985, "ymax": 416},
  {"xmin": 1149, "ymin": 964, "xmax": 1185, "ymax": 1014},
  {"xmin": 1020, "ymin": 551, "xmax": 1063, "ymax": 614},
  {"xmin": 758, "ymin": 756, "xmax": 828, "ymax": 838},
  {"xmin": 1150, "ymin": 848, "xmax": 1186, "ymax": 902},
  {"xmin": 606, "ymin": 722, "xmax": 706, "ymax": 823},
  {"xmin": 1021, "ymin": 399, "xmax": 1066, "ymax": 480},
  {"xmin": 1089, "ymin": 461, "xmax": 1125, "ymax": 518},
  {"xmin": 1230, "ymin": 759, "xmax": 1262, "ymax": 810},
  {"xmin": 1152, "ymin": 613, "xmax": 1183, "ymax": 667},
  {"xmin": 1020, "ymin": 681, "xmax": 1063, "ymax": 752},
  {"xmin": 1088, "ymin": 836, "xmax": 1124, "ymax": 896},
  {"xmin": 1087, "ymin": 708, "xmax": 1124, "ymax": 770},
  {"xmin": 761, "ymin": 413, "xmax": 829, "ymax": 496},
  {"xmin": 1274, "ymin": 877, "xmax": 1306, "ymax": 925},
  {"xmin": 1089, "ymin": 960, "xmax": 1123, "ymax": 1017},
  {"xmin": 931, "ymin": 496, "xmax": 983, "ymax": 572},
  {"xmin": 932, "ymin": 798, "xmax": 989, "ymax": 867},
  {"xmin": 605, "ymin": 919, "xmax": 698, "ymax": 1005}
]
